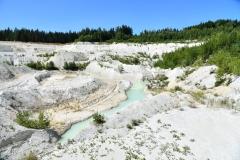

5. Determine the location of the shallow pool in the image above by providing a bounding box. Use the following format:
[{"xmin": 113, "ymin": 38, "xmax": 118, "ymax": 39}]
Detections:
[{"xmin": 58, "ymin": 81, "xmax": 147, "ymax": 144}]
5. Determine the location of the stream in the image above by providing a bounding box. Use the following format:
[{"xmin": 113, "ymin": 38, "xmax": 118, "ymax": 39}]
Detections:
[{"xmin": 58, "ymin": 81, "xmax": 147, "ymax": 144}]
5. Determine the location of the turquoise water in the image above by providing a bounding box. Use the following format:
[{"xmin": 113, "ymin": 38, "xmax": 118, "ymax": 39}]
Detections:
[{"xmin": 58, "ymin": 81, "xmax": 147, "ymax": 144}]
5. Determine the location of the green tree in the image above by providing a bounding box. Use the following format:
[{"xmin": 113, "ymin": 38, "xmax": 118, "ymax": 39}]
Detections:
[
  {"xmin": 37, "ymin": 112, "xmax": 50, "ymax": 129},
  {"xmin": 36, "ymin": 61, "xmax": 44, "ymax": 70},
  {"xmin": 45, "ymin": 61, "xmax": 56, "ymax": 70},
  {"xmin": 93, "ymin": 113, "xmax": 105, "ymax": 125},
  {"xmin": 63, "ymin": 62, "xmax": 69, "ymax": 70}
]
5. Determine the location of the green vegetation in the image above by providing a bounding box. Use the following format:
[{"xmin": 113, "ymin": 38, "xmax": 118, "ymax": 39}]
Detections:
[
  {"xmin": 185, "ymin": 68, "xmax": 196, "ymax": 76},
  {"xmin": 57, "ymin": 142, "xmax": 62, "ymax": 149},
  {"xmin": 37, "ymin": 52, "xmax": 56, "ymax": 57},
  {"xmin": 190, "ymin": 139, "xmax": 195, "ymax": 142},
  {"xmin": 173, "ymin": 86, "xmax": 183, "ymax": 92},
  {"xmin": 131, "ymin": 119, "xmax": 143, "ymax": 126},
  {"xmin": 23, "ymin": 151, "xmax": 38, "ymax": 160},
  {"xmin": 118, "ymin": 65, "xmax": 124, "ymax": 73},
  {"xmin": 2, "ymin": 61, "xmax": 12, "ymax": 65},
  {"xmin": 126, "ymin": 124, "xmax": 133, "ymax": 129},
  {"xmin": 189, "ymin": 91, "xmax": 205, "ymax": 103},
  {"xmin": 109, "ymin": 55, "xmax": 140, "ymax": 65},
  {"xmin": 26, "ymin": 61, "xmax": 57, "ymax": 70},
  {"xmin": 147, "ymin": 75, "xmax": 169, "ymax": 90},
  {"xmin": 16, "ymin": 111, "xmax": 50, "ymax": 129},
  {"xmin": 152, "ymin": 54, "xmax": 159, "ymax": 59},
  {"xmin": 92, "ymin": 113, "xmax": 105, "ymax": 125},
  {"xmin": 63, "ymin": 61, "xmax": 77, "ymax": 70},
  {"xmin": 215, "ymin": 77, "xmax": 226, "ymax": 87},
  {"xmin": 0, "ymin": 28, "xmax": 78, "ymax": 43},
  {"xmin": 153, "ymin": 21, "xmax": 240, "ymax": 76},
  {"xmin": 75, "ymin": 25, "xmax": 133, "ymax": 42},
  {"xmin": 137, "ymin": 52, "xmax": 150, "ymax": 58},
  {"xmin": 156, "ymin": 75, "xmax": 168, "ymax": 81},
  {"xmin": 2, "ymin": 19, "xmax": 240, "ymax": 77},
  {"xmin": 78, "ymin": 62, "xmax": 90, "ymax": 70},
  {"xmin": 63, "ymin": 61, "xmax": 90, "ymax": 71},
  {"xmin": 1, "ymin": 19, "xmax": 240, "ymax": 44}
]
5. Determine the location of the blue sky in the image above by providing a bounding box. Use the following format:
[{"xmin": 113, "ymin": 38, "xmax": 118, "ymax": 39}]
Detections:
[{"xmin": 0, "ymin": 0, "xmax": 240, "ymax": 34}]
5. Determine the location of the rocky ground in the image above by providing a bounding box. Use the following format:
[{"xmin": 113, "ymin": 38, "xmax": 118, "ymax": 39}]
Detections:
[
  {"xmin": 0, "ymin": 41, "xmax": 239, "ymax": 160},
  {"xmin": 40, "ymin": 65, "xmax": 240, "ymax": 160}
]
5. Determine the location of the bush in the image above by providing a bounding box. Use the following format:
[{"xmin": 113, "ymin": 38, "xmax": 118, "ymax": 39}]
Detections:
[
  {"xmin": 26, "ymin": 61, "xmax": 57, "ymax": 70},
  {"xmin": 152, "ymin": 54, "xmax": 159, "ymax": 59},
  {"xmin": 45, "ymin": 61, "xmax": 57, "ymax": 70},
  {"xmin": 215, "ymin": 77, "xmax": 226, "ymax": 87},
  {"xmin": 16, "ymin": 111, "xmax": 50, "ymax": 129},
  {"xmin": 131, "ymin": 119, "xmax": 143, "ymax": 126},
  {"xmin": 93, "ymin": 113, "xmax": 105, "ymax": 125},
  {"xmin": 78, "ymin": 62, "xmax": 90, "ymax": 71},
  {"xmin": 57, "ymin": 142, "xmax": 62, "ymax": 149},
  {"xmin": 190, "ymin": 91, "xmax": 205, "ymax": 102},
  {"xmin": 63, "ymin": 61, "xmax": 89, "ymax": 71},
  {"xmin": 174, "ymin": 86, "xmax": 183, "ymax": 91},
  {"xmin": 131, "ymin": 119, "xmax": 139, "ymax": 126},
  {"xmin": 126, "ymin": 124, "xmax": 133, "ymax": 129},
  {"xmin": 153, "ymin": 30, "xmax": 240, "ymax": 76},
  {"xmin": 2, "ymin": 60, "xmax": 12, "ymax": 65},
  {"xmin": 24, "ymin": 151, "xmax": 37, "ymax": 160},
  {"xmin": 109, "ymin": 55, "xmax": 140, "ymax": 65},
  {"xmin": 63, "ymin": 61, "xmax": 78, "ymax": 70}
]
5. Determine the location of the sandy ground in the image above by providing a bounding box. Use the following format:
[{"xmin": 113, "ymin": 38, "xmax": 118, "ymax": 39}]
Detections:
[{"xmin": 42, "ymin": 105, "xmax": 240, "ymax": 160}]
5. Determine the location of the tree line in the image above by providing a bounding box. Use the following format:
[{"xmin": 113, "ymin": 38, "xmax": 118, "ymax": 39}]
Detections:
[
  {"xmin": 0, "ymin": 28, "xmax": 78, "ymax": 43},
  {"xmin": 0, "ymin": 25, "xmax": 133, "ymax": 43},
  {"xmin": 1, "ymin": 20, "xmax": 239, "ymax": 43},
  {"xmin": 129, "ymin": 19, "xmax": 240, "ymax": 43}
]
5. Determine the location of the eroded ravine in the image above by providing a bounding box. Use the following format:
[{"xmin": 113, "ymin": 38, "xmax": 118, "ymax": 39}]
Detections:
[{"xmin": 58, "ymin": 81, "xmax": 147, "ymax": 144}]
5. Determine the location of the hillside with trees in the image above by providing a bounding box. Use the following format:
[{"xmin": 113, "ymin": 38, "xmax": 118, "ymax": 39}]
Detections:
[
  {"xmin": 153, "ymin": 22, "xmax": 240, "ymax": 77},
  {"xmin": 0, "ymin": 20, "xmax": 239, "ymax": 43},
  {"xmin": 0, "ymin": 19, "xmax": 239, "ymax": 76}
]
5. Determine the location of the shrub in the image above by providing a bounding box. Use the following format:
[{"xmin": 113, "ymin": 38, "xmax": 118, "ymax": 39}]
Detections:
[
  {"xmin": 131, "ymin": 119, "xmax": 139, "ymax": 126},
  {"xmin": 109, "ymin": 55, "xmax": 140, "ymax": 65},
  {"xmin": 190, "ymin": 91, "xmax": 205, "ymax": 102},
  {"xmin": 78, "ymin": 62, "xmax": 90, "ymax": 71},
  {"xmin": 215, "ymin": 77, "xmax": 226, "ymax": 87},
  {"xmin": 63, "ymin": 61, "xmax": 89, "ymax": 71},
  {"xmin": 131, "ymin": 119, "xmax": 143, "ymax": 126},
  {"xmin": 16, "ymin": 111, "xmax": 50, "ymax": 129},
  {"xmin": 126, "ymin": 124, "xmax": 133, "ymax": 129},
  {"xmin": 63, "ymin": 61, "xmax": 78, "ymax": 70},
  {"xmin": 35, "ymin": 61, "xmax": 44, "ymax": 70},
  {"xmin": 37, "ymin": 52, "xmax": 56, "ymax": 57},
  {"xmin": 159, "ymin": 75, "xmax": 168, "ymax": 81},
  {"xmin": 152, "ymin": 54, "xmax": 159, "ymax": 59},
  {"xmin": 24, "ymin": 151, "xmax": 37, "ymax": 160},
  {"xmin": 93, "ymin": 113, "xmax": 105, "ymax": 125},
  {"xmin": 174, "ymin": 86, "xmax": 183, "ymax": 91},
  {"xmin": 118, "ymin": 65, "xmax": 124, "ymax": 73},
  {"xmin": 26, "ymin": 61, "xmax": 57, "ymax": 70},
  {"xmin": 153, "ymin": 30, "xmax": 240, "ymax": 77},
  {"xmin": 2, "ymin": 60, "xmax": 12, "ymax": 65},
  {"xmin": 185, "ymin": 68, "xmax": 195, "ymax": 76},
  {"xmin": 45, "ymin": 61, "xmax": 57, "ymax": 70}
]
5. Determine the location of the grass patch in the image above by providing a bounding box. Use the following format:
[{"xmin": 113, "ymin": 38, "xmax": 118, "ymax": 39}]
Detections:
[{"xmin": 190, "ymin": 91, "xmax": 205, "ymax": 102}]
